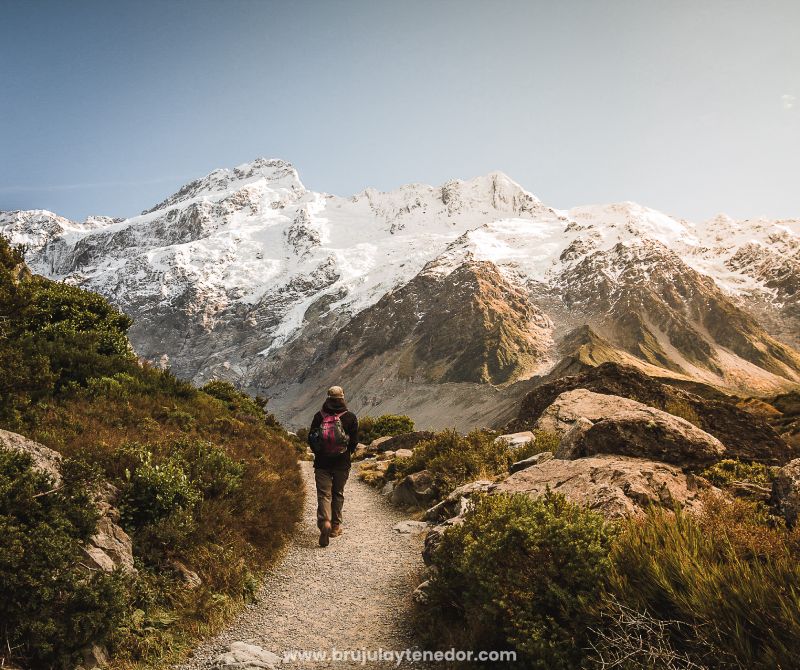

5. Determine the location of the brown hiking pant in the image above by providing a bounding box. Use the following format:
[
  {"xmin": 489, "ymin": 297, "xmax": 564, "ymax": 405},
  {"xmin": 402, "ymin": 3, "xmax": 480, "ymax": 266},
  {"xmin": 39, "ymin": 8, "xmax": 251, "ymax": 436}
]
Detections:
[{"xmin": 314, "ymin": 467, "xmax": 350, "ymax": 529}]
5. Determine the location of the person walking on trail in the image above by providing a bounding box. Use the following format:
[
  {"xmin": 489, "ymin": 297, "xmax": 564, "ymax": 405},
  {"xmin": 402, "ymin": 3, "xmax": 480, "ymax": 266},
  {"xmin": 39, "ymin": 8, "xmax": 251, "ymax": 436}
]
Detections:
[{"xmin": 307, "ymin": 386, "xmax": 359, "ymax": 547}]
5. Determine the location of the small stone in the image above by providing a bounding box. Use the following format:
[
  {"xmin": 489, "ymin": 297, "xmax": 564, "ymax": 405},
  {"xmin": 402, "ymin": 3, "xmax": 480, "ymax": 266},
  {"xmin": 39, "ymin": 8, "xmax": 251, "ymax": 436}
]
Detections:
[
  {"xmin": 213, "ymin": 641, "xmax": 280, "ymax": 669},
  {"xmin": 412, "ymin": 580, "xmax": 431, "ymax": 604},
  {"xmin": 172, "ymin": 560, "xmax": 202, "ymax": 589},
  {"xmin": 509, "ymin": 451, "xmax": 554, "ymax": 474},
  {"xmin": 392, "ymin": 520, "xmax": 429, "ymax": 534},
  {"xmin": 494, "ymin": 431, "xmax": 535, "ymax": 448}
]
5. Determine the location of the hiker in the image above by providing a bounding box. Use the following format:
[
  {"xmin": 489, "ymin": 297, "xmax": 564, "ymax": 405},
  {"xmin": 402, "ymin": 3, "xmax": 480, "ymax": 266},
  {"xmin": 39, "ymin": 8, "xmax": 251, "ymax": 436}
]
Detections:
[{"xmin": 307, "ymin": 386, "xmax": 359, "ymax": 547}]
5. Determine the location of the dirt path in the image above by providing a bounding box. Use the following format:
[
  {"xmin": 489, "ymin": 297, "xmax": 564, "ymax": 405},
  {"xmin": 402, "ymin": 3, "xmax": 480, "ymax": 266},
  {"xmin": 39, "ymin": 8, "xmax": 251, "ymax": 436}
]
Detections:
[{"xmin": 176, "ymin": 461, "xmax": 428, "ymax": 669}]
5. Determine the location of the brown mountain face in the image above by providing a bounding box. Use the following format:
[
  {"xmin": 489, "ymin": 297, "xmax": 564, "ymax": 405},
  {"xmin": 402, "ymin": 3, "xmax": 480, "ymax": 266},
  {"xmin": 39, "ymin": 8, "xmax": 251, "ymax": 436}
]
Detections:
[
  {"xmin": 329, "ymin": 260, "xmax": 553, "ymax": 385},
  {"xmin": 556, "ymin": 241, "xmax": 800, "ymax": 392}
]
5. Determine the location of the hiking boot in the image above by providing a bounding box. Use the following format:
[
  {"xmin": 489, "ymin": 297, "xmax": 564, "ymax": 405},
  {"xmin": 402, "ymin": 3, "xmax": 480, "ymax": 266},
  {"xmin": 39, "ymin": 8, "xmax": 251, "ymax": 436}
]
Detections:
[
  {"xmin": 319, "ymin": 520, "xmax": 332, "ymax": 547},
  {"xmin": 330, "ymin": 524, "xmax": 343, "ymax": 538}
]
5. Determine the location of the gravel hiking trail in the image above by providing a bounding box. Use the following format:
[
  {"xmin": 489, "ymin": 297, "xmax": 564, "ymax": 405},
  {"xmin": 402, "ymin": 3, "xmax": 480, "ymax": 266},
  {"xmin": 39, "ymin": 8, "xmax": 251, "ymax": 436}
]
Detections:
[{"xmin": 176, "ymin": 461, "xmax": 429, "ymax": 669}]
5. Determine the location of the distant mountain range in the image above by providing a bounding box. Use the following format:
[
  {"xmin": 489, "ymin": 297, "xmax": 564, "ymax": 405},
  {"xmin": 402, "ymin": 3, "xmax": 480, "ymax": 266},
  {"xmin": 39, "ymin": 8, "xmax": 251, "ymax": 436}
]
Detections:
[{"xmin": 3, "ymin": 158, "xmax": 799, "ymax": 429}]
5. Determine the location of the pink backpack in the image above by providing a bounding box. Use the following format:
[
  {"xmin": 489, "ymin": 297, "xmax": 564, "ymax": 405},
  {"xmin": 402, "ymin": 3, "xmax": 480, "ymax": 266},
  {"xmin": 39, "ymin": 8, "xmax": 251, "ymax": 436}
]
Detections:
[{"xmin": 319, "ymin": 411, "xmax": 349, "ymax": 455}]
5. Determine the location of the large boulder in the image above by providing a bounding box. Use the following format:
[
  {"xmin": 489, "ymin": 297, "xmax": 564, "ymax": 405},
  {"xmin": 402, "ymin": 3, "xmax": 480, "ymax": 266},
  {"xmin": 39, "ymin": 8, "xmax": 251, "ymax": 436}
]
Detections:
[
  {"xmin": 0, "ymin": 429, "xmax": 135, "ymax": 574},
  {"xmin": 509, "ymin": 362, "xmax": 794, "ymax": 465},
  {"xmin": 491, "ymin": 455, "xmax": 717, "ymax": 519},
  {"xmin": 390, "ymin": 470, "xmax": 436, "ymax": 507},
  {"xmin": 772, "ymin": 458, "xmax": 800, "ymax": 526},
  {"xmin": 540, "ymin": 390, "xmax": 726, "ymax": 468},
  {"xmin": 536, "ymin": 389, "xmax": 646, "ymax": 437}
]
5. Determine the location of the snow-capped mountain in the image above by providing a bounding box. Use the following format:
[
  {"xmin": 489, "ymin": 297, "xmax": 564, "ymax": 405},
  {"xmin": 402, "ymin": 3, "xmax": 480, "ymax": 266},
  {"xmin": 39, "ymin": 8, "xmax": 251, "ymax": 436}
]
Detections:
[{"xmin": 3, "ymin": 158, "xmax": 799, "ymax": 429}]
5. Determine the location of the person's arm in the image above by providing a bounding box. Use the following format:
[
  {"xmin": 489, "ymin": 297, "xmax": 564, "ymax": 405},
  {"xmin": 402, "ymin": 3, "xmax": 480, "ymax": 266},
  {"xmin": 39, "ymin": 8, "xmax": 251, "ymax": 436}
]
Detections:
[
  {"xmin": 308, "ymin": 413, "xmax": 322, "ymax": 451},
  {"xmin": 347, "ymin": 413, "xmax": 359, "ymax": 451}
]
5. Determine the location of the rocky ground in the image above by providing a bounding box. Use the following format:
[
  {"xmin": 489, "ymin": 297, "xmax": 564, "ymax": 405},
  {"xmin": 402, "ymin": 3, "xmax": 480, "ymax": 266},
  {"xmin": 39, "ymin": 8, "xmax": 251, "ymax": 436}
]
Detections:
[{"xmin": 176, "ymin": 461, "xmax": 430, "ymax": 670}]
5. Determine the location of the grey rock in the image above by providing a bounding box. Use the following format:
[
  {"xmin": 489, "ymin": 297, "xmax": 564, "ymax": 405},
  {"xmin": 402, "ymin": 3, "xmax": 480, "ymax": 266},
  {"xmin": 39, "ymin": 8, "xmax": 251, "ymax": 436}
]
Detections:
[
  {"xmin": 369, "ymin": 435, "xmax": 394, "ymax": 450},
  {"xmin": 772, "ymin": 458, "xmax": 800, "ymax": 526},
  {"xmin": 493, "ymin": 455, "xmax": 718, "ymax": 519},
  {"xmin": 412, "ymin": 580, "xmax": 432, "ymax": 604},
  {"xmin": 213, "ymin": 642, "xmax": 280, "ymax": 669},
  {"xmin": 422, "ymin": 516, "xmax": 465, "ymax": 566},
  {"xmin": 423, "ymin": 479, "xmax": 493, "ymax": 522},
  {"xmin": 536, "ymin": 389, "xmax": 645, "ymax": 437},
  {"xmin": 494, "ymin": 431, "xmax": 535, "ymax": 448},
  {"xmin": 172, "ymin": 560, "xmax": 202, "ymax": 589},
  {"xmin": 76, "ymin": 643, "xmax": 108, "ymax": 669},
  {"xmin": 392, "ymin": 520, "xmax": 429, "ymax": 534},
  {"xmin": 509, "ymin": 451, "xmax": 554, "ymax": 474},
  {"xmin": 0, "ymin": 430, "xmax": 135, "ymax": 574},
  {"xmin": 394, "ymin": 448, "xmax": 414, "ymax": 459},
  {"xmin": 372, "ymin": 431, "xmax": 435, "ymax": 453},
  {"xmin": 539, "ymin": 390, "xmax": 725, "ymax": 468},
  {"xmin": 0, "ymin": 428, "xmax": 62, "ymax": 485},
  {"xmin": 726, "ymin": 481, "xmax": 772, "ymax": 504},
  {"xmin": 554, "ymin": 417, "xmax": 595, "ymax": 459},
  {"xmin": 390, "ymin": 470, "xmax": 436, "ymax": 507}
]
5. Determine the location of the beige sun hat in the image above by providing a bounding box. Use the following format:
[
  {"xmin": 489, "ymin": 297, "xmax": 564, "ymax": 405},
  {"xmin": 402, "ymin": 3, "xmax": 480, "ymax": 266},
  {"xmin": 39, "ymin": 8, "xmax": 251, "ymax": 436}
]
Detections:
[{"xmin": 327, "ymin": 385, "xmax": 345, "ymax": 399}]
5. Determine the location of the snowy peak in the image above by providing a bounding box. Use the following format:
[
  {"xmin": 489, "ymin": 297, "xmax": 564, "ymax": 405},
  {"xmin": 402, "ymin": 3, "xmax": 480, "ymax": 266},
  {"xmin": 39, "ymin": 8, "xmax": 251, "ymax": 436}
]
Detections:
[
  {"xmin": 142, "ymin": 157, "xmax": 305, "ymax": 215},
  {"xmin": 2, "ymin": 158, "xmax": 799, "ymax": 427},
  {"xmin": 0, "ymin": 209, "xmax": 114, "ymax": 253}
]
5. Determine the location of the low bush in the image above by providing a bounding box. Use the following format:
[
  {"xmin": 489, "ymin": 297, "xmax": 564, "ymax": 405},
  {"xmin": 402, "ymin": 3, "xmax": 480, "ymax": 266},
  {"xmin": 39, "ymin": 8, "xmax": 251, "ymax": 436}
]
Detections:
[
  {"xmin": 701, "ymin": 458, "xmax": 775, "ymax": 487},
  {"xmin": 0, "ymin": 451, "xmax": 128, "ymax": 669},
  {"xmin": 357, "ymin": 414, "xmax": 415, "ymax": 444},
  {"xmin": 421, "ymin": 492, "xmax": 614, "ymax": 669},
  {"xmin": 119, "ymin": 443, "xmax": 201, "ymax": 530},
  {"xmin": 389, "ymin": 429, "xmax": 560, "ymax": 499},
  {"xmin": 389, "ymin": 430, "xmax": 506, "ymax": 497},
  {"xmin": 607, "ymin": 495, "xmax": 800, "ymax": 669}
]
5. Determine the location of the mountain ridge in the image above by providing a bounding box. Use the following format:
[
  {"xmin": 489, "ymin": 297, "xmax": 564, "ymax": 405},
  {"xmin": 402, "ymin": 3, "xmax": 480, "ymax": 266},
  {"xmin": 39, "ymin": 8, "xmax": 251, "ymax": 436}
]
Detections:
[{"xmin": 3, "ymin": 157, "xmax": 799, "ymax": 429}]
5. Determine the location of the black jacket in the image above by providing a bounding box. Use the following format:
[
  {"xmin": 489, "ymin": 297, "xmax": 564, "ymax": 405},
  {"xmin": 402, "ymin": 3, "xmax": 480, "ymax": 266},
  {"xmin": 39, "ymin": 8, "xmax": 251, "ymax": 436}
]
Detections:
[{"xmin": 308, "ymin": 398, "xmax": 359, "ymax": 470}]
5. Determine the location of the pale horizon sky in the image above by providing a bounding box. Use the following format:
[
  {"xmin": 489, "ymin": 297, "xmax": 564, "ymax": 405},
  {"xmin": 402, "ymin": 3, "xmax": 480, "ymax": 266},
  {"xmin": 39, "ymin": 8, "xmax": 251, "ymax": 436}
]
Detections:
[{"xmin": 1, "ymin": 0, "xmax": 798, "ymax": 222}]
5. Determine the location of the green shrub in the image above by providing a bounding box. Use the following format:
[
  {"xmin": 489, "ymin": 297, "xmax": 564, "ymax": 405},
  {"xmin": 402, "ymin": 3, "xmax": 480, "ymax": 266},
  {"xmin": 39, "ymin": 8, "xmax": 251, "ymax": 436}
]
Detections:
[
  {"xmin": 177, "ymin": 438, "xmax": 245, "ymax": 498},
  {"xmin": 0, "ymin": 450, "xmax": 128, "ymax": 669},
  {"xmin": 607, "ymin": 495, "xmax": 800, "ymax": 669},
  {"xmin": 701, "ymin": 458, "xmax": 775, "ymax": 487},
  {"xmin": 119, "ymin": 444, "xmax": 200, "ymax": 529},
  {"xmin": 423, "ymin": 492, "xmax": 614, "ymax": 669},
  {"xmin": 357, "ymin": 414, "xmax": 415, "ymax": 444},
  {"xmin": 391, "ymin": 429, "xmax": 508, "ymax": 498},
  {"xmin": 201, "ymin": 379, "xmax": 270, "ymax": 421}
]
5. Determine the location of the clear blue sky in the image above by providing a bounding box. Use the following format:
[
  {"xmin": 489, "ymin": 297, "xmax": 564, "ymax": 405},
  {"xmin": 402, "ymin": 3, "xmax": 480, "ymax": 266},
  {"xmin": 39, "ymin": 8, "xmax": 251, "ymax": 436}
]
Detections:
[{"xmin": 1, "ymin": 0, "xmax": 798, "ymax": 222}]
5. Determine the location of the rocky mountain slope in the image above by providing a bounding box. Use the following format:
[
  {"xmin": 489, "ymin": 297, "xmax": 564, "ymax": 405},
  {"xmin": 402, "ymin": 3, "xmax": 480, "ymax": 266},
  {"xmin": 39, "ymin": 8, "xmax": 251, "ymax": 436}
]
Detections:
[{"xmin": 3, "ymin": 158, "xmax": 799, "ymax": 428}]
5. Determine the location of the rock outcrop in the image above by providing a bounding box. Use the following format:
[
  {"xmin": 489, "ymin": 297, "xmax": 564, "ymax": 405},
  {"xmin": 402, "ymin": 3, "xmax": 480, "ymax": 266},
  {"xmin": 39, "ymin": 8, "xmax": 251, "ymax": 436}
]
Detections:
[
  {"xmin": 772, "ymin": 458, "xmax": 800, "ymax": 526},
  {"xmin": 491, "ymin": 455, "xmax": 716, "ymax": 519},
  {"xmin": 0, "ymin": 429, "xmax": 135, "ymax": 574},
  {"xmin": 423, "ymin": 480, "xmax": 494, "ymax": 523},
  {"xmin": 390, "ymin": 470, "xmax": 436, "ymax": 507},
  {"xmin": 511, "ymin": 363, "xmax": 795, "ymax": 465},
  {"xmin": 538, "ymin": 390, "xmax": 726, "ymax": 468},
  {"xmin": 509, "ymin": 451, "xmax": 554, "ymax": 474},
  {"xmin": 374, "ymin": 431, "xmax": 435, "ymax": 452}
]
